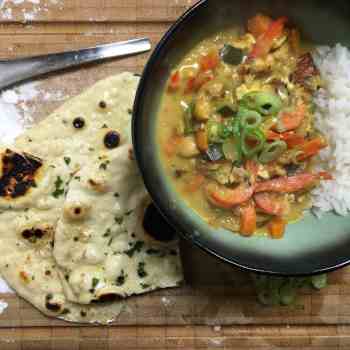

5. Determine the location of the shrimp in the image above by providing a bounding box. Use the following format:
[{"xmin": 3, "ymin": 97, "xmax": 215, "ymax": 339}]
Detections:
[
  {"xmin": 206, "ymin": 182, "xmax": 254, "ymax": 209},
  {"xmin": 276, "ymin": 103, "xmax": 306, "ymax": 132},
  {"xmin": 255, "ymin": 173, "xmax": 318, "ymax": 194},
  {"xmin": 254, "ymin": 192, "xmax": 289, "ymax": 216}
]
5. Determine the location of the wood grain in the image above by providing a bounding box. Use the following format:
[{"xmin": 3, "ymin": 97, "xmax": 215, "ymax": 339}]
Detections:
[
  {"xmin": 0, "ymin": 0, "xmax": 348, "ymax": 348},
  {"xmin": 0, "ymin": 325, "xmax": 350, "ymax": 349}
]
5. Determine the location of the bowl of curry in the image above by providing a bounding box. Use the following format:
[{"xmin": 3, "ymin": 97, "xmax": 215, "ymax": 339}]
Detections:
[{"xmin": 133, "ymin": 0, "xmax": 350, "ymax": 275}]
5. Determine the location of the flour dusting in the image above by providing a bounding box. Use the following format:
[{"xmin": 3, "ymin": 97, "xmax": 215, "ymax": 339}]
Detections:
[{"xmin": 0, "ymin": 0, "xmax": 63, "ymax": 21}]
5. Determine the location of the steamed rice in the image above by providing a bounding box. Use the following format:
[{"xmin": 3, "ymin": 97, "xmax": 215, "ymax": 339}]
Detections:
[{"xmin": 312, "ymin": 44, "xmax": 350, "ymax": 216}]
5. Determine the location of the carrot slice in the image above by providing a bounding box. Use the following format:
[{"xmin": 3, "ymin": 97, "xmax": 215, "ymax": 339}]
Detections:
[
  {"xmin": 200, "ymin": 51, "xmax": 219, "ymax": 72},
  {"xmin": 185, "ymin": 71, "xmax": 214, "ymax": 94},
  {"xmin": 249, "ymin": 16, "xmax": 288, "ymax": 59},
  {"xmin": 240, "ymin": 201, "xmax": 257, "ymax": 237},
  {"xmin": 276, "ymin": 103, "xmax": 306, "ymax": 132},
  {"xmin": 268, "ymin": 217, "xmax": 286, "ymax": 239},
  {"xmin": 167, "ymin": 71, "xmax": 181, "ymax": 92},
  {"xmin": 297, "ymin": 137, "xmax": 327, "ymax": 161},
  {"xmin": 247, "ymin": 14, "xmax": 272, "ymax": 38}
]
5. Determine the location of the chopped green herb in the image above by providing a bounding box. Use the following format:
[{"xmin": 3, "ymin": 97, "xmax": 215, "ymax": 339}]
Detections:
[
  {"xmin": 103, "ymin": 228, "xmax": 111, "ymax": 237},
  {"xmin": 99, "ymin": 160, "xmax": 110, "ymax": 170},
  {"xmin": 140, "ymin": 283, "xmax": 150, "ymax": 289},
  {"xmin": 128, "ymin": 108, "xmax": 133, "ymax": 115},
  {"xmin": 125, "ymin": 210, "xmax": 133, "ymax": 216},
  {"xmin": 124, "ymin": 241, "xmax": 144, "ymax": 257},
  {"xmin": 102, "ymin": 123, "xmax": 108, "ymax": 128},
  {"xmin": 64, "ymin": 157, "xmax": 71, "ymax": 165},
  {"xmin": 116, "ymin": 270, "xmax": 127, "ymax": 286},
  {"xmin": 114, "ymin": 192, "xmax": 120, "ymax": 198},
  {"xmin": 88, "ymin": 147, "xmax": 95, "ymax": 152},
  {"xmin": 115, "ymin": 216, "xmax": 124, "ymax": 225},
  {"xmin": 108, "ymin": 237, "xmax": 114, "ymax": 246},
  {"xmin": 74, "ymin": 176, "xmax": 81, "ymax": 181},
  {"xmin": 92, "ymin": 277, "xmax": 99, "ymax": 289},
  {"xmin": 52, "ymin": 176, "xmax": 65, "ymax": 198},
  {"xmin": 137, "ymin": 262, "xmax": 147, "ymax": 278}
]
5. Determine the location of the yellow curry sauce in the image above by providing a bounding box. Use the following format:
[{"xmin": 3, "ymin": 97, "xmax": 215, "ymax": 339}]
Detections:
[{"xmin": 157, "ymin": 14, "xmax": 328, "ymax": 239}]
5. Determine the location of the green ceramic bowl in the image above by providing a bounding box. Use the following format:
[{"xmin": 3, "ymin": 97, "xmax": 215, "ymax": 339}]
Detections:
[{"xmin": 132, "ymin": 0, "xmax": 350, "ymax": 276}]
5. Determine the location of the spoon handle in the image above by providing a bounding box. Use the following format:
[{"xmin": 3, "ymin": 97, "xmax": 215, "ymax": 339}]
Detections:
[{"xmin": 0, "ymin": 38, "xmax": 151, "ymax": 90}]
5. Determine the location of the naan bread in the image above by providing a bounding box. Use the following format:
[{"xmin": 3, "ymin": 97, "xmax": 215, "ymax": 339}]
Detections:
[
  {"xmin": 0, "ymin": 73, "xmax": 183, "ymax": 323},
  {"xmin": 54, "ymin": 144, "xmax": 182, "ymax": 304},
  {"xmin": 0, "ymin": 208, "xmax": 124, "ymax": 323},
  {"xmin": 15, "ymin": 72, "xmax": 137, "ymax": 160}
]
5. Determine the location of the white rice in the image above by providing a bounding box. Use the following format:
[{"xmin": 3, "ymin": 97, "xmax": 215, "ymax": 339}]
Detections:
[{"xmin": 311, "ymin": 44, "xmax": 350, "ymax": 216}]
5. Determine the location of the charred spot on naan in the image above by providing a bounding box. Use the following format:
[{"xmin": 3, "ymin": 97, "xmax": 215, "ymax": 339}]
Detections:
[
  {"xmin": 0, "ymin": 149, "xmax": 42, "ymax": 200},
  {"xmin": 92, "ymin": 293, "xmax": 122, "ymax": 303},
  {"xmin": 45, "ymin": 293, "xmax": 64, "ymax": 313},
  {"xmin": 20, "ymin": 224, "xmax": 54, "ymax": 246},
  {"xmin": 104, "ymin": 130, "xmax": 121, "ymax": 149},
  {"xmin": 64, "ymin": 202, "xmax": 91, "ymax": 221}
]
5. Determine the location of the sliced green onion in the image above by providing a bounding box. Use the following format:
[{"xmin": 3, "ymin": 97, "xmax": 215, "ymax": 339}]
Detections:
[
  {"xmin": 233, "ymin": 118, "xmax": 243, "ymax": 164},
  {"xmin": 259, "ymin": 140, "xmax": 287, "ymax": 164},
  {"xmin": 220, "ymin": 44, "xmax": 243, "ymax": 65},
  {"xmin": 240, "ymin": 91, "xmax": 283, "ymax": 116},
  {"xmin": 279, "ymin": 283, "xmax": 297, "ymax": 306},
  {"xmin": 241, "ymin": 128, "xmax": 266, "ymax": 159},
  {"xmin": 311, "ymin": 274, "xmax": 327, "ymax": 290},
  {"xmin": 222, "ymin": 138, "xmax": 238, "ymax": 161},
  {"xmin": 238, "ymin": 107, "xmax": 262, "ymax": 130},
  {"xmin": 217, "ymin": 103, "xmax": 236, "ymax": 117},
  {"xmin": 219, "ymin": 117, "xmax": 238, "ymax": 139},
  {"xmin": 183, "ymin": 104, "xmax": 194, "ymax": 135}
]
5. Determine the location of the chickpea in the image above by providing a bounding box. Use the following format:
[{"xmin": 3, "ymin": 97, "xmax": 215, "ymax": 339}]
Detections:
[
  {"xmin": 193, "ymin": 94, "xmax": 211, "ymax": 121},
  {"xmin": 178, "ymin": 136, "xmax": 200, "ymax": 158}
]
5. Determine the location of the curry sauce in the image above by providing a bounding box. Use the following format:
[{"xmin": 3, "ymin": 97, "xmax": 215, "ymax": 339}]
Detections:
[{"xmin": 157, "ymin": 14, "xmax": 328, "ymax": 239}]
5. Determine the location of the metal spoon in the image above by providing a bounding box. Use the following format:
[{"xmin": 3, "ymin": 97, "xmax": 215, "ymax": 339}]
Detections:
[{"xmin": 0, "ymin": 38, "xmax": 151, "ymax": 90}]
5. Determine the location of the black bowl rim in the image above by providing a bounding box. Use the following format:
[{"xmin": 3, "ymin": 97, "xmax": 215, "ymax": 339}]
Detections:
[{"xmin": 132, "ymin": 0, "xmax": 350, "ymax": 277}]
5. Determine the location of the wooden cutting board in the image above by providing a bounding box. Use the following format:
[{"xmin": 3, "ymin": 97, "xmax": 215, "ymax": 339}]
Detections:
[{"xmin": 0, "ymin": 1, "xmax": 350, "ymax": 348}]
